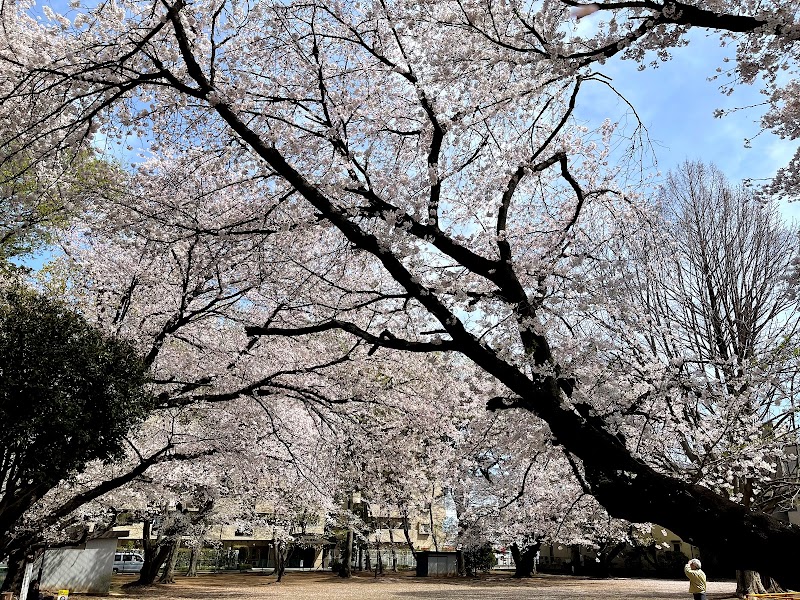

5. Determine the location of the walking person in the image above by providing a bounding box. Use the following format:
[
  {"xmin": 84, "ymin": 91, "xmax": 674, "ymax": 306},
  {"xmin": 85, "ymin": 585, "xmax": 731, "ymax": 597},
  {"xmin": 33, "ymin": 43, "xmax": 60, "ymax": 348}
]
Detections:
[{"xmin": 684, "ymin": 559, "xmax": 707, "ymax": 600}]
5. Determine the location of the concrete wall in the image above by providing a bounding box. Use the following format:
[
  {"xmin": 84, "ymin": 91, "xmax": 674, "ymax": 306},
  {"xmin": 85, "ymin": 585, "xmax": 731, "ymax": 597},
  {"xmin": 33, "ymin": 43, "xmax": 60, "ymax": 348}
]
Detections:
[{"xmin": 36, "ymin": 538, "xmax": 115, "ymax": 595}]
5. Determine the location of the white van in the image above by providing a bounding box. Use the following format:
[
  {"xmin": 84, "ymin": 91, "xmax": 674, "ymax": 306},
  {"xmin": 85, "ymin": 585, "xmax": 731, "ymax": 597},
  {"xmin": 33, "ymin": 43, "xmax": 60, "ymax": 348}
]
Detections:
[{"xmin": 113, "ymin": 552, "xmax": 145, "ymax": 574}]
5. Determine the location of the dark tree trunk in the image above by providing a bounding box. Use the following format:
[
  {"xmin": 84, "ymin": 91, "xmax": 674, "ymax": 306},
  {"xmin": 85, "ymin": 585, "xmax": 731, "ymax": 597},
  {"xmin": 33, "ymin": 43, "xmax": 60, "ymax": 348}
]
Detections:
[
  {"xmin": 130, "ymin": 521, "xmax": 173, "ymax": 586},
  {"xmin": 428, "ymin": 499, "xmax": 439, "ymax": 552},
  {"xmin": 401, "ymin": 510, "xmax": 417, "ymax": 559},
  {"xmin": 134, "ymin": 544, "xmax": 172, "ymax": 586},
  {"xmin": 387, "ymin": 526, "xmax": 398, "ymax": 572},
  {"xmin": 493, "ymin": 378, "xmax": 800, "ymax": 589},
  {"xmin": 186, "ymin": 543, "xmax": 201, "ymax": 577},
  {"xmin": 510, "ymin": 541, "xmax": 541, "ymax": 578},
  {"xmin": 364, "ymin": 545, "xmax": 371, "ymax": 572},
  {"xmin": 452, "ymin": 489, "xmax": 468, "ymax": 577},
  {"xmin": 580, "ymin": 452, "xmax": 800, "ymax": 589},
  {"xmin": 273, "ymin": 539, "xmax": 282, "ymax": 581},
  {"xmin": 596, "ymin": 542, "xmax": 626, "ymax": 578},
  {"xmin": 0, "ymin": 546, "xmax": 28, "ymax": 594},
  {"xmin": 274, "ymin": 540, "xmax": 289, "ymax": 583},
  {"xmin": 455, "ymin": 550, "xmax": 465, "ymax": 577},
  {"xmin": 339, "ymin": 528, "xmax": 353, "ymax": 578},
  {"xmin": 509, "ymin": 543, "xmax": 522, "ymax": 577},
  {"xmin": 737, "ymin": 570, "xmax": 767, "ymax": 598},
  {"xmin": 375, "ymin": 544, "xmax": 383, "ymax": 577},
  {"xmin": 456, "ymin": 550, "xmax": 466, "ymax": 578},
  {"xmin": 570, "ymin": 545, "xmax": 581, "ymax": 574},
  {"xmin": 158, "ymin": 541, "xmax": 179, "ymax": 583}
]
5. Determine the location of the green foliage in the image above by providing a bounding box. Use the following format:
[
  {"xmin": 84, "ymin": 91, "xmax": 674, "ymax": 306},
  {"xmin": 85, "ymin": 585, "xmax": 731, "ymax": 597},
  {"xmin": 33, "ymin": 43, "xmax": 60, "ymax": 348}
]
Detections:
[
  {"xmin": 464, "ymin": 543, "xmax": 497, "ymax": 575},
  {"xmin": 623, "ymin": 546, "xmax": 689, "ymax": 577},
  {"xmin": 0, "ymin": 286, "xmax": 152, "ymax": 490},
  {"xmin": 656, "ymin": 549, "xmax": 690, "ymax": 576},
  {"xmin": 0, "ymin": 147, "xmax": 122, "ymax": 268}
]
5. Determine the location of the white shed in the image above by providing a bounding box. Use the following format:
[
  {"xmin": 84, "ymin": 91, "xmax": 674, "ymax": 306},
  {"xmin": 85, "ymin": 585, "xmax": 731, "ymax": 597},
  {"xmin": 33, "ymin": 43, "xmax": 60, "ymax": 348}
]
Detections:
[{"xmin": 34, "ymin": 531, "xmax": 128, "ymax": 595}]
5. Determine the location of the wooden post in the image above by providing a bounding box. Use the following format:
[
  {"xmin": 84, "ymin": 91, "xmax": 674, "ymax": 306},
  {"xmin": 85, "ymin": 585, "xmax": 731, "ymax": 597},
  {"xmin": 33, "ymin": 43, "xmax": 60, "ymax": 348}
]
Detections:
[{"xmin": 18, "ymin": 562, "xmax": 34, "ymax": 600}]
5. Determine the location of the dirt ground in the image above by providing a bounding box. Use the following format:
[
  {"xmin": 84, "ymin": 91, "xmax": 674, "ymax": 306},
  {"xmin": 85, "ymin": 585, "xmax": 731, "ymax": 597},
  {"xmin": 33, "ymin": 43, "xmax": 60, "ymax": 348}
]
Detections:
[{"xmin": 108, "ymin": 571, "xmax": 737, "ymax": 600}]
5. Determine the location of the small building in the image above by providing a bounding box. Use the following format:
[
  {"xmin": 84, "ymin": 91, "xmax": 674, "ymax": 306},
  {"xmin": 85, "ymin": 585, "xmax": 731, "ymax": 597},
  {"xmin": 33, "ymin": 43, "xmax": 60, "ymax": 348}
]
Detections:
[
  {"xmin": 34, "ymin": 530, "xmax": 128, "ymax": 595},
  {"xmin": 415, "ymin": 551, "xmax": 459, "ymax": 577}
]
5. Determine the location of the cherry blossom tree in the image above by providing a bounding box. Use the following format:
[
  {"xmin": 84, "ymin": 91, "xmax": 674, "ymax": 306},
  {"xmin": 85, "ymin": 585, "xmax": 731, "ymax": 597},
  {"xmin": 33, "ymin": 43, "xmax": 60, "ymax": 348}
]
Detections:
[
  {"xmin": 328, "ymin": 352, "xmax": 483, "ymax": 575},
  {"xmin": 581, "ymin": 161, "xmax": 800, "ymax": 593},
  {"xmin": 450, "ymin": 416, "xmax": 565, "ymax": 578},
  {"xmin": 36, "ymin": 379, "xmax": 347, "ymax": 585},
  {"xmin": 36, "ymin": 144, "xmax": 470, "ymax": 583},
  {"xmin": 0, "ymin": 148, "xmax": 359, "ymax": 587},
  {"xmin": 3, "ymin": 0, "xmax": 800, "ymax": 586},
  {"xmin": 449, "ymin": 405, "xmax": 651, "ymax": 578},
  {"xmin": 0, "ymin": 19, "xmax": 113, "ymax": 271},
  {"xmin": 3, "ymin": 97, "xmax": 480, "ymax": 588}
]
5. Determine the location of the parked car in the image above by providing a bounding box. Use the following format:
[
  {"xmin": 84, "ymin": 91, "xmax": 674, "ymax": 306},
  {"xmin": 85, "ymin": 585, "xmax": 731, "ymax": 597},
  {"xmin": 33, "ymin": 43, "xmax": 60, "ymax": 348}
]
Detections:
[{"xmin": 113, "ymin": 552, "xmax": 145, "ymax": 574}]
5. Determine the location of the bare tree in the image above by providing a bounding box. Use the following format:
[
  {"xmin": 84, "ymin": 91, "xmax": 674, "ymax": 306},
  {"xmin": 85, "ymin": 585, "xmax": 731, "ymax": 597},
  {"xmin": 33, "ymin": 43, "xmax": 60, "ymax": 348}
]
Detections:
[{"xmin": 610, "ymin": 162, "xmax": 800, "ymax": 594}]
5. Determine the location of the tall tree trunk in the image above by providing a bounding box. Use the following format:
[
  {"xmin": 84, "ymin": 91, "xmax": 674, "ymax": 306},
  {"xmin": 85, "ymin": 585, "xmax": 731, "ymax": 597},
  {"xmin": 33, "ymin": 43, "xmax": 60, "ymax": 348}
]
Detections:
[
  {"xmin": 456, "ymin": 548, "xmax": 466, "ymax": 577},
  {"xmin": 570, "ymin": 545, "xmax": 582, "ymax": 574},
  {"xmin": 135, "ymin": 544, "xmax": 172, "ymax": 586},
  {"xmin": 0, "ymin": 546, "xmax": 29, "ymax": 594},
  {"xmin": 273, "ymin": 539, "xmax": 282, "ymax": 582},
  {"xmin": 274, "ymin": 540, "xmax": 289, "ymax": 583},
  {"xmin": 364, "ymin": 545, "xmax": 371, "ymax": 572},
  {"xmin": 375, "ymin": 542, "xmax": 383, "ymax": 577},
  {"xmin": 186, "ymin": 541, "xmax": 202, "ymax": 577},
  {"xmin": 428, "ymin": 496, "xmax": 439, "ymax": 552},
  {"xmin": 133, "ymin": 521, "xmax": 174, "ymax": 586},
  {"xmin": 596, "ymin": 542, "xmax": 626, "ymax": 578},
  {"xmin": 158, "ymin": 541, "xmax": 179, "ymax": 583},
  {"xmin": 737, "ymin": 570, "xmax": 767, "ymax": 598},
  {"xmin": 452, "ymin": 488, "xmax": 468, "ymax": 577},
  {"xmin": 510, "ymin": 541, "xmax": 541, "ymax": 578},
  {"xmin": 339, "ymin": 495, "xmax": 354, "ymax": 578},
  {"xmin": 510, "ymin": 543, "xmax": 522, "ymax": 577},
  {"xmin": 401, "ymin": 509, "xmax": 417, "ymax": 559},
  {"xmin": 339, "ymin": 529, "xmax": 353, "ymax": 578},
  {"xmin": 387, "ymin": 524, "xmax": 398, "ymax": 572}
]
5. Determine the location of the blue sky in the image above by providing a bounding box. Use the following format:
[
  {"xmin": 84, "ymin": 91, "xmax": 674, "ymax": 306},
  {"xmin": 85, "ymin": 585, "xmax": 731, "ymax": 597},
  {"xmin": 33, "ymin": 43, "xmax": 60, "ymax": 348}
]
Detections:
[
  {"xmin": 14, "ymin": 5, "xmax": 800, "ymax": 278},
  {"xmin": 31, "ymin": 1, "xmax": 799, "ymax": 208},
  {"xmin": 573, "ymin": 26, "xmax": 800, "ymax": 221}
]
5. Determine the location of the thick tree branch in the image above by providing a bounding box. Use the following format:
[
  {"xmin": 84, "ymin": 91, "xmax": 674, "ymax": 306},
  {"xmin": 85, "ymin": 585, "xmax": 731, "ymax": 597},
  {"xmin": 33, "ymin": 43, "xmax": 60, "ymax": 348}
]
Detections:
[{"xmin": 245, "ymin": 320, "xmax": 458, "ymax": 353}]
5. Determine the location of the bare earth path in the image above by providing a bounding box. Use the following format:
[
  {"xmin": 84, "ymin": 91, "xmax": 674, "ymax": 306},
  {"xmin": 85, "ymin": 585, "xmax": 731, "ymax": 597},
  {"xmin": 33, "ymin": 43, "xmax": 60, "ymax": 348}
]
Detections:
[{"xmin": 110, "ymin": 572, "xmax": 737, "ymax": 600}]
